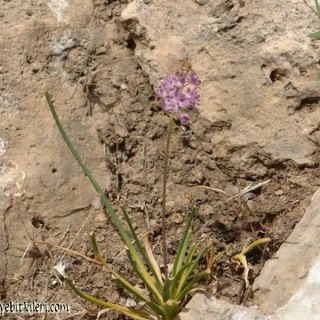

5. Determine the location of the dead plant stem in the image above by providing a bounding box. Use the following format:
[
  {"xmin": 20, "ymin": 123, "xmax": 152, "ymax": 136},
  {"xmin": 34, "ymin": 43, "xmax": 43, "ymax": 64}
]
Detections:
[{"xmin": 35, "ymin": 241, "xmax": 101, "ymax": 266}]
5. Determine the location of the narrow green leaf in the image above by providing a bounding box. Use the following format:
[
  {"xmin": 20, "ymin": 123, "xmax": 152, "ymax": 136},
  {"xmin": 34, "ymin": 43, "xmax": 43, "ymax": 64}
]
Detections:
[
  {"xmin": 172, "ymin": 208, "xmax": 196, "ymax": 276},
  {"xmin": 175, "ymin": 244, "xmax": 210, "ymax": 297},
  {"xmin": 184, "ymin": 243, "xmax": 198, "ymax": 265},
  {"xmin": 175, "ymin": 270, "xmax": 209, "ymax": 301},
  {"xmin": 121, "ymin": 207, "xmax": 147, "ymax": 258},
  {"xmin": 91, "ymin": 233, "xmax": 166, "ymax": 316},
  {"xmin": 45, "ymin": 92, "xmax": 163, "ymax": 305},
  {"xmin": 167, "ymin": 244, "xmax": 198, "ymax": 298},
  {"xmin": 141, "ymin": 234, "xmax": 164, "ymax": 288},
  {"xmin": 309, "ymin": 31, "xmax": 320, "ymax": 39},
  {"xmin": 126, "ymin": 248, "xmax": 164, "ymax": 306},
  {"xmin": 90, "ymin": 234, "xmax": 149, "ymax": 302},
  {"xmin": 65, "ymin": 277, "xmax": 149, "ymax": 320},
  {"xmin": 241, "ymin": 237, "xmax": 271, "ymax": 255},
  {"xmin": 167, "ymin": 262, "xmax": 194, "ymax": 298},
  {"xmin": 163, "ymin": 278, "xmax": 175, "ymax": 302},
  {"xmin": 173, "ymin": 230, "xmax": 191, "ymax": 276},
  {"xmin": 45, "ymin": 92, "xmax": 130, "ymax": 250},
  {"xmin": 122, "ymin": 207, "xmax": 163, "ymax": 288}
]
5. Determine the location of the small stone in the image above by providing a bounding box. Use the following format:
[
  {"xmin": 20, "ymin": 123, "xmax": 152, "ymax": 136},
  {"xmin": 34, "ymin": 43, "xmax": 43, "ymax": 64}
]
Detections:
[
  {"xmin": 188, "ymin": 170, "xmax": 204, "ymax": 184},
  {"xmin": 224, "ymin": 185, "xmax": 240, "ymax": 196},
  {"xmin": 120, "ymin": 83, "xmax": 128, "ymax": 90},
  {"xmin": 206, "ymin": 159, "xmax": 217, "ymax": 170},
  {"xmin": 95, "ymin": 45, "xmax": 107, "ymax": 55},
  {"xmin": 275, "ymin": 189, "xmax": 284, "ymax": 196},
  {"xmin": 242, "ymin": 192, "xmax": 255, "ymax": 201},
  {"xmin": 91, "ymin": 197, "xmax": 103, "ymax": 210}
]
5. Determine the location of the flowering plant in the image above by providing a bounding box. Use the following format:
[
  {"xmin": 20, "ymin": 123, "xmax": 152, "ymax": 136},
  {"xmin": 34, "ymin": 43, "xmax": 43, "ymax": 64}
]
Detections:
[
  {"xmin": 44, "ymin": 68, "xmax": 224, "ymax": 320},
  {"xmin": 45, "ymin": 63, "xmax": 271, "ymax": 319}
]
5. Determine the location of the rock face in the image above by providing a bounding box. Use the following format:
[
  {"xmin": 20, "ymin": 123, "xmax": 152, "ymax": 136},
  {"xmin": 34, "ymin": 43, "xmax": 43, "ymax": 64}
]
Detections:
[
  {"xmin": 121, "ymin": 2, "xmax": 320, "ymax": 318},
  {"xmin": 122, "ymin": 0, "xmax": 320, "ymax": 165},
  {"xmin": 253, "ymin": 188, "xmax": 320, "ymax": 314},
  {"xmin": 1, "ymin": 0, "xmax": 320, "ymax": 318},
  {"xmin": 0, "ymin": 0, "xmax": 120, "ymax": 285},
  {"xmin": 178, "ymin": 294, "xmax": 268, "ymax": 320}
]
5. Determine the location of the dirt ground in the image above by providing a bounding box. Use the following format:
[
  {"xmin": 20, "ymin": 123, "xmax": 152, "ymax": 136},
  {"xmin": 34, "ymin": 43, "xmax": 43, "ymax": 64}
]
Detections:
[{"xmin": 1, "ymin": 1, "xmax": 320, "ymax": 319}]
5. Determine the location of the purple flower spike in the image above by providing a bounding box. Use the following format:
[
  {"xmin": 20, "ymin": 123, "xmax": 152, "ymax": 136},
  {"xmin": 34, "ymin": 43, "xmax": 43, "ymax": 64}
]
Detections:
[{"xmin": 156, "ymin": 67, "xmax": 201, "ymax": 125}]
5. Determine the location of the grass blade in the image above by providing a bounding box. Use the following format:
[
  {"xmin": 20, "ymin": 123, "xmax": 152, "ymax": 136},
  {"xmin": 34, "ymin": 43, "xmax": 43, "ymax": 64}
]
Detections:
[
  {"xmin": 167, "ymin": 262, "xmax": 194, "ymax": 298},
  {"xmin": 309, "ymin": 31, "xmax": 320, "ymax": 39},
  {"xmin": 175, "ymin": 243, "xmax": 210, "ymax": 297},
  {"xmin": 141, "ymin": 233, "xmax": 164, "ymax": 287},
  {"xmin": 175, "ymin": 270, "xmax": 209, "ymax": 301},
  {"xmin": 125, "ymin": 248, "xmax": 165, "ymax": 307},
  {"xmin": 172, "ymin": 207, "xmax": 196, "ymax": 276},
  {"xmin": 45, "ymin": 91, "xmax": 163, "ymax": 305},
  {"xmin": 184, "ymin": 243, "xmax": 198, "ymax": 265},
  {"xmin": 241, "ymin": 238, "xmax": 271, "ymax": 255},
  {"xmin": 168, "ymin": 243, "xmax": 198, "ymax": 298},
  {"xmin": 90, "ymin": 233, "xmax": 151, "ymax": 303},
  {"xmin": 121, "ymin": 207, "xmax": 163, "ymax": 288},
  {"xmin": 65, "ymin": 277, "xmax": 149, "ymax": 320}
]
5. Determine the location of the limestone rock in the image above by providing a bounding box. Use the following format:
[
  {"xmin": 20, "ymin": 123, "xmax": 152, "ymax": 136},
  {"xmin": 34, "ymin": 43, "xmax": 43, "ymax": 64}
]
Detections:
[
  {"xmin": 253, "ymin": 188, "xmax": 320, "ymax": 314},
  {"xmin": 122, "ymin": 0, "xmax": 320, "ymax": 164},
  {"xmin": 178, "ymin": 294, "xmax": 268, "ymax": 320}
]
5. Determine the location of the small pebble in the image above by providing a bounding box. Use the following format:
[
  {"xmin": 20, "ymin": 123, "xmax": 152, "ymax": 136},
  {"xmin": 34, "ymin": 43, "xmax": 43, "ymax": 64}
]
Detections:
[
  {"xmin": 206, "ymin": 159, "xmax": 217, "ymax": 170},
  {"xmin": 92, "ymin": 196, "xmax": 103, "ymax": 210},
  {"xmin": 275, "ymin": 189, "xmax": 284, "ymax": 196},
  {"xmin": 95, "ymin": 46, "xmax": 107, "ymax": 55},
  {"xmin": 224, "ymin": 185, "xmax": 240, "ymax": 196},
  {"xmin": 242, "ymin": 192, "xmax": 255, "ymax": 201}
]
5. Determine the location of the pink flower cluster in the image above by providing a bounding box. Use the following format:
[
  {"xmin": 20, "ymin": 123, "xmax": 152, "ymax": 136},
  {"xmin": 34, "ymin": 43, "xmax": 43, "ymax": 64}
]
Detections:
[{"xmin": 155, "ymin": 69, "xmax": 201, "ymax": 125}]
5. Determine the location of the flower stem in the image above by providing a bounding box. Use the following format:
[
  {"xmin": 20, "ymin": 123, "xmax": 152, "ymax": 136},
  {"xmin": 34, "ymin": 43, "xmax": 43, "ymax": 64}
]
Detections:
[{"xmin": 162, "ymin": 117, "xmax": 173, "ymax": 280}]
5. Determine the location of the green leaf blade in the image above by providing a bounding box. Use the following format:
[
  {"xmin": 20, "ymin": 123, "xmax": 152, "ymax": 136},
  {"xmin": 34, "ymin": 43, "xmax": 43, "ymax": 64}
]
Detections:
[
  {"xmin": 309, "ymin": 31, "xmax": 320, "ymax": 39},
  {"xmin": 65, "ymin": 277, "xmax": 150, "ymax": 320},
  {"xmin": 172, "ymin": 208, "xmax": 196, "ymax": 276}
]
